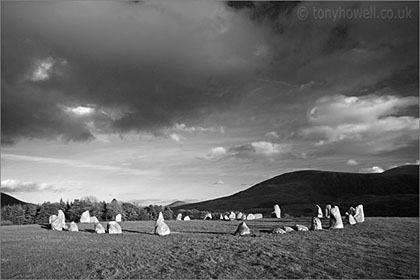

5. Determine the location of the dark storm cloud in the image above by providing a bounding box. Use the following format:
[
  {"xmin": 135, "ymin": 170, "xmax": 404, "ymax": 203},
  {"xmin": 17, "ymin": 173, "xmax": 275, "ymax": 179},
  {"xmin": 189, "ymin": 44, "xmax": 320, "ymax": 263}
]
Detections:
[
  {"xmin": 1, "ymin": 1, "xmax": 270, "ymax": 143},
  {"xmin": 1, "ymin": 1, "xmax": 418, "ymax": 146}
]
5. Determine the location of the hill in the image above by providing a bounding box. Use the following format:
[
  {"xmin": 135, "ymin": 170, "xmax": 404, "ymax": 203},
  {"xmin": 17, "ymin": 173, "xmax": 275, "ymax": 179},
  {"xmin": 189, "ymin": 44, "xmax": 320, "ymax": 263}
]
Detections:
[
  {"xmin": 166, "ymin": 200, "xmax": 189, "ymax": 208},
  {"xmin": 1, "ymin": 192, "xmax": 30, "ymax": 206},
  {"xmin": 173, "ymin": 165, "xmax": 419, "ymax": 217}
]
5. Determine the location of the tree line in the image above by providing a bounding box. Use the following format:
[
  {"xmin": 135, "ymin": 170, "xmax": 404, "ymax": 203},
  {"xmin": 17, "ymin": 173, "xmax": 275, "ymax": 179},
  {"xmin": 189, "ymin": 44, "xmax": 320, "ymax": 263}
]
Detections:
[{"xmin": 1, "ymin": 197, "xmax": 174, "ymax": 225}]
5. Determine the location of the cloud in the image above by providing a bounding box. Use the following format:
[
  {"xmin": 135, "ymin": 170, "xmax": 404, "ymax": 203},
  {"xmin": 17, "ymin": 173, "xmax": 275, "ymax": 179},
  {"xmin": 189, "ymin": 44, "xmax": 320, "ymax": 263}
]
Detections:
[
  {"xmin": 2, "ymin": 1, "xmax": 271, "ymax": 144},
  {"xmin": 1, "ymin": 179, "xmax": 61, "ymax": 193},
  {"xmin": 206, "ymin": 141, "xmax": 291, "ymax": 161},
  {"xmin": 206, "ymin": 147, "xmax": 227, "ymax": 159},
  {"xmin": 169, "ymin": 133, "xmax": 181, "ymax": 143},
  {"xmin": 2, "ymin": 153, "xmax": 158, "ymax": 176},
  {"xmin": 346, "ymin": 159, "xmax": 359, "ymax": 166},
  {"xmin": 213, "ymin": 180, "xmax": 225, "ymax": 185},
  {"xmin": 299, "ymin": 94, "xmax": 419, "ymax": 153},
  {"xmin": 173, "ymin": 123, "xmax": 221, "ymax": 134},
  {"xmin": 359, "ymin": 166, "xmax": 384, "ymax": 174}
]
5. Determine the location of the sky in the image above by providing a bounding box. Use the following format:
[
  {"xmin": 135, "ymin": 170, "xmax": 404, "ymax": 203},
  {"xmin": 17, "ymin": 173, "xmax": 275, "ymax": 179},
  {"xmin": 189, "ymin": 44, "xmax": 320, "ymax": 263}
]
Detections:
[{"xmin": 1, "ymin": 1, "xmax": 419, "ymax": 205}]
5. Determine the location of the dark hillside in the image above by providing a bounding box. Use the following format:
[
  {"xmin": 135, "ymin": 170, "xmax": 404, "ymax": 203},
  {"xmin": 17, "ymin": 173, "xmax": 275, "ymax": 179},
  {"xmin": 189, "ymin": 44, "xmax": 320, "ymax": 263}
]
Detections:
[
  {"xmin": 1, "ymin": 193, "xmax": 30, "ymax": 207},
  {"xmin": 174, "ymin": 165, "xmax": 419, "ymax": 217}
]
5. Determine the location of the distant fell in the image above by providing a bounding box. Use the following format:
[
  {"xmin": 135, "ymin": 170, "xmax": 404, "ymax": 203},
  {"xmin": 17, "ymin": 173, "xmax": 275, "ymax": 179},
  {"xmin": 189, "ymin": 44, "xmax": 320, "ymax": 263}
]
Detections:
[
  {"xmin": 166, "ymin": 200, "xmax": 189, "ymax": 208},
  {"xmin": 1, "ymin": 193, "xmax": 30, "ymax": 206},
  {"xmin": 173, "ymin": 165, "xmax": 419, "ymax": 217}
]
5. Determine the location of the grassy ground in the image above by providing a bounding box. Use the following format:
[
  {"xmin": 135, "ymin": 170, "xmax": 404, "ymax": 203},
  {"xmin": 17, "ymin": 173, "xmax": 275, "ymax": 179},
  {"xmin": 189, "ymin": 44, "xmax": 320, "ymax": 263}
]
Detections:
[{"xmin": 1, "ymin": 217, "xmax": 418, "ymax": 279}]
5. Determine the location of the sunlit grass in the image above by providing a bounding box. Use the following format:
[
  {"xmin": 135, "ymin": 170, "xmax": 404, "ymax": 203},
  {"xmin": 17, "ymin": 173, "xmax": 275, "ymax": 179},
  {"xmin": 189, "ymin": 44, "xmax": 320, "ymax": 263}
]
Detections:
[{"xmin": 1, "ymin": 217, "xmax": 418, "ymax": 279}]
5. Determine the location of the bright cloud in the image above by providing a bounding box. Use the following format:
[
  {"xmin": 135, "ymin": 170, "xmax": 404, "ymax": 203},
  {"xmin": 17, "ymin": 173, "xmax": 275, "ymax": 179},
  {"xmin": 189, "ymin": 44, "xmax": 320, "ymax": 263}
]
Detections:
[
  {"xmin": 359, "ymin": 166, "xmax": 385, "ymax": 173},
  {"xmin": 1, "ymin": 179, "xmax": 61, "ymax": 193},
  {"xmin": 30, "ymin": 56, "xmax": 67, "ymax": 81},
  {"xmin": 347, "ymin": 159, "xmax": 359, "ymax": 166},
  {"xmin": 300, "ymin": 94, "xmax": 419, "ymax": 152},
  {"xmin": 251, "ymin": 141, "xmax": 282, "ymax": 155},
  {"xmin": 206, "ymin": 141, "xmax": 290, "ymax": 160},
  {"xmin": 206, "ymin": 147, "xmax": 227, "ymax": 159},
  {"xmin": 170, "ymin": 133, "xmax": 181, "ymax": 143}
]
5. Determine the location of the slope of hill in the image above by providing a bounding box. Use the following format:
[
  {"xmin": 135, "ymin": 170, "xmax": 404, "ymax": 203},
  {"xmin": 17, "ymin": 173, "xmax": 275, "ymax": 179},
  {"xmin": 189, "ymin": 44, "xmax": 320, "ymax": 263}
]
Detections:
[
  {"xmin": 166, "ymin": 201, "xmax": 188, "ymax": 208},
  {"xmin": 1, "ymin": 193, "xmax": 30, "ymax": 206},
  {"xmin": 173, "ymin": 165, "xmax": 419, "ymax": 217}
]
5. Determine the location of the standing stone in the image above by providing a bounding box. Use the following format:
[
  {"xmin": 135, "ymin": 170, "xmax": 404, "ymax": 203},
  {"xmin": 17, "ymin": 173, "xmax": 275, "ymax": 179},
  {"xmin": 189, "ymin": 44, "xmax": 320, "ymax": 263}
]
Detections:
[
  {"xmin": 325, "ymin": 204, "xmax": 332, "ymax": 218},
  {"xmin": 293, "ymin": 224, "xmax": 309, "ymax": 231},
  {"xmin": 115, "ymin": 214, "xmax": 122, "ymax": 222},
  {"xmin": 176, "ymin": 213, "xmax": 183, "ymax": 221},
  {"xmin": 223, "ymin": 215, "xmax": 230, "ymax": 221},
  {"xmin": 58, "ymin": 210, "xmax": 65, "ymax": 222},
  {"xmin": 229, "ymin": 212, "xmax": 236, "ymax": 220},
  {"xmin": 154, "ymin": 212, "xmax": 170, "ymax": 236},
  {"xmin": 90, "ymin": 216, "xmax": 99, "ymax": 223},
  {"xmin": 283, "ymin": 226, "xmax": 295, "ymax": 233},
  {"xmin": 329, "ymin": 206, "xmax": 344, "ymax": 229},
  {"xmin": 348, "ymin": 214, "xmax": 356, "ymax": 225},
  {"xmin": 311, "ymin": 217, "xmax": 323, "ymax": 230},
  {"xmin": 49, "ymin": 215, "xmax": 57, "ymax": 224},
  {"xmin": 51, "ymin": 216, "xmax": 64, "ymax": 231},
  {"xmin": 80, "ymin": 211, "xmax": 91, "ymax": 223},
  {"xmin": 246, "ymin": 213, "xmax": 255, "ymax": 220},
  {"xmin": 272, "ymin": 227, "xmax": 286, "ymax": 234},
  {"xmin": 183, "ymin": 216, "xmax": 190, "ymax": 221},
  {"xmin": 234, "ymin": 222, "xmax": 251, "ymax": 236},
  {"xmin": 94, "ymin": 223, "xmax": 105, "ymax": 234},
  {"xmin": 107, "ymin": 221, "xmax": 122, "ymax": 234},
  {"xmin": 219, "ymin": 213, "xmax": 223, "ymax": 220},
  {"xmin": 254, "ymin": 213, "xmax": 263, "ymax": 219},
  {"xmin": 273, "ymin": 204, "xmax": 281, "ymax": 218},
  {"xmin": 354, "ymin": 204, "xmax": 365, "ymax": 223},
  {"xmin": 68, "ymin": 221, "xmax": 79, "ymax": 232},
  {"xmin": 237, "ymin": 212, "xmax": 243, "ymax": 220},
  {"xmin": 316, "ymin": 205, "xmax": 323, "ymax": 218},
  {"xmin": 204, "ymin": 213, "xmax": 212, "ymax": 220}
]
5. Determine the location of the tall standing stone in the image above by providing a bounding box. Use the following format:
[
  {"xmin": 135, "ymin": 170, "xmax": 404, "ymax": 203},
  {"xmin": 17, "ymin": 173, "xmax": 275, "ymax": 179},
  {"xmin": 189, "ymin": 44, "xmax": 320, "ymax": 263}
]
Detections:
[
  {"xmin": 329, "ymin": 206, "xmax": 344, "ymax": 229},
  {"xmin": 354, "ymin": 204, "xmax": 365, "ymax": 223},
  {"xmin": 80, "ymin": 211, "xmax": 91, "ymax": 223},
  {"xmin": 154, "ymin": 211, "xmax": 170, "ymax": 236},
  {"xmin": 316, "ymin": 204, "xmax": 323, "ymax": 218},
  {"xmin": 273, "ymin": 204, "xmax": 281, "ymax": 218},
  {"xmin": 176, "ymin": 213, "xmax": 182, "ymax": 221}
]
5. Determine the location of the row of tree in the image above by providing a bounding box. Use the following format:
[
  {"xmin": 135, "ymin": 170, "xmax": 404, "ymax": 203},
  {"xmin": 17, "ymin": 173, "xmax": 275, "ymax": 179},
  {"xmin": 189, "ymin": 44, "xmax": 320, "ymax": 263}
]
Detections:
[{"xmin": 1, "ymin": 197, "xmax": 175, "ymax": 225}]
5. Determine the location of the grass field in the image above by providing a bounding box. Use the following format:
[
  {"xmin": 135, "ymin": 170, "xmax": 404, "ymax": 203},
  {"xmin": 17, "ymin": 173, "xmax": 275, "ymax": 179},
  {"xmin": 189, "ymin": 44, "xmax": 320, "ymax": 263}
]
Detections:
[{"xmin": 1, "ymin": 217, "xmax": 418, "ymax": 279}]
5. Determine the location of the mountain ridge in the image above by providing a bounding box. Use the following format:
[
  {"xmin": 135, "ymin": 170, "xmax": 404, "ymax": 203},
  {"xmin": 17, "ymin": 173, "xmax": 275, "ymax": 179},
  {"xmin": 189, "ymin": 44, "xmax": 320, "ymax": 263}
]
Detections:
[{"xmin": 173, "ymin": 165, "xmax": 419, "ymax": 217}]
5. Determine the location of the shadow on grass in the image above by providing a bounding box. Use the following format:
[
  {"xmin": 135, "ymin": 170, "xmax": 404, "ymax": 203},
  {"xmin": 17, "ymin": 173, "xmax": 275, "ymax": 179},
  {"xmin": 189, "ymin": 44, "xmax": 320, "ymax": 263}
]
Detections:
[
  {"xmin": 175, "ymin": 230, "xmax": 232, "ymax": 235},
  {"xmin": 122, "ymin": 229, "xmax": 154, "ymax": 235},
  {"xmin": 39, "ymin": 223, "xmax": 52, "ymax": 230}
]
